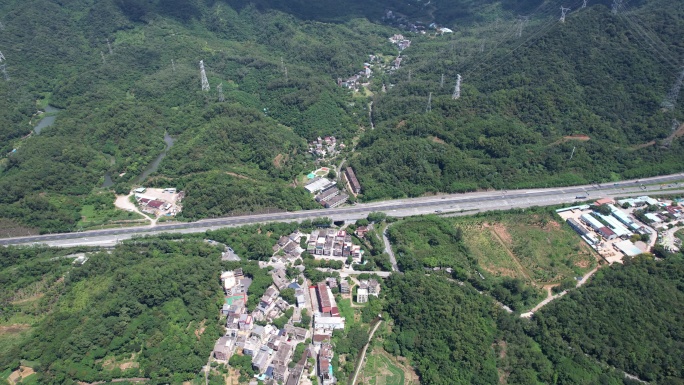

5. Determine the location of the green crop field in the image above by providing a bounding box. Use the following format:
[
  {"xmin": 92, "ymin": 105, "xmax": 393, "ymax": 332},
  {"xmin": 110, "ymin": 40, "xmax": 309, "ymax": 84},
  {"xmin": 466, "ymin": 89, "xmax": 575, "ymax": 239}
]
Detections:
[{"xmin": 359, "ymin": 349, "xmax": 410, "ymax": 385}]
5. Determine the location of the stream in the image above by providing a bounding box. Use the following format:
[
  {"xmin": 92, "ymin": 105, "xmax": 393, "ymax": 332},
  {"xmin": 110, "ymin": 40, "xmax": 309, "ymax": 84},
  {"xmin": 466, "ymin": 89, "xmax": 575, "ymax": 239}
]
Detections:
[{"xmin": 135, "ymin": 131, "xmax": 175, "ymax": 184}]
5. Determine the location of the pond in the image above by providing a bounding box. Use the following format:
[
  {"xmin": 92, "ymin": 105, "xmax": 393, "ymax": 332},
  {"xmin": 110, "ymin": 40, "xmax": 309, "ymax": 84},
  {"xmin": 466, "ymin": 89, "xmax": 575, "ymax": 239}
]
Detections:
[{"xmin": 33, "ymin": 105, "xmax": 61, "ymax": 134}]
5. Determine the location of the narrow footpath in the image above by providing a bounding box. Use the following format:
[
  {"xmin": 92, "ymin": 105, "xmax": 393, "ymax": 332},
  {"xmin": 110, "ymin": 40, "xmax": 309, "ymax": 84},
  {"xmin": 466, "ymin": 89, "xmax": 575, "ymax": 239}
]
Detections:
[
  {"xmin": 382, "ymin": 226, "xmax": 399, "ymax": 272},
  {"xmin": 521, "ymin": 265, "xmax": 600, "ymax": 318},
  {"xmin": 350, "ymin": 319, "xmax": 383, "ymax": 385}
]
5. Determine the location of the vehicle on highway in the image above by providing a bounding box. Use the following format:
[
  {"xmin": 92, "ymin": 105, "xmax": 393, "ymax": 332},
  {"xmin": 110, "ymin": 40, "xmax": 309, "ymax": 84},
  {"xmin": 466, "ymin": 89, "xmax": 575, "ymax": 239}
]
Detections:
[{"xmin": 575, "ymin": 196, "xmax": 587, "ymax": 199}]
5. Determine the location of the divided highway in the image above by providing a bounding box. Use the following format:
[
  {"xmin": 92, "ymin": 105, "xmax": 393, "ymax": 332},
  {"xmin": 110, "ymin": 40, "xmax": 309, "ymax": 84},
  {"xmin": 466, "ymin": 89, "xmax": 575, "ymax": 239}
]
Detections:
[{"xmin": 2, "ymin": 172, "xmax": 683, "ymax": 247}]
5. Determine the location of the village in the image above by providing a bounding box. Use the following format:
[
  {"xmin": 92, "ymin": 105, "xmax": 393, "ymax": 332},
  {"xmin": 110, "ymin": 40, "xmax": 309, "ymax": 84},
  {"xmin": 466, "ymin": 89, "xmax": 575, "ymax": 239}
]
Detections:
[
  {"xmin": 556, "ymin": 195, "xmax": 683, "ymax": 264},
  {"xmin": 210, "ymin": 224, "xmax": 383, "ymax": 385}
]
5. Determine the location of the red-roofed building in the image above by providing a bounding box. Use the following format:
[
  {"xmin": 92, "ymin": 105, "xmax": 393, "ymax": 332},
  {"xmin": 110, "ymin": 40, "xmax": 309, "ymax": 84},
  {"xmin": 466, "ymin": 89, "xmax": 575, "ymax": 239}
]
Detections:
[
  {"xmin": 317, "ymin": 282, "xmax": 332, "ymax": 313},
  {"xmin": 594, "ymin": 198, "xmax": 614, "ymax": 206},
  {"xmin": 147, "ymin": 200, "xmax": 164, "ymax": 209}
]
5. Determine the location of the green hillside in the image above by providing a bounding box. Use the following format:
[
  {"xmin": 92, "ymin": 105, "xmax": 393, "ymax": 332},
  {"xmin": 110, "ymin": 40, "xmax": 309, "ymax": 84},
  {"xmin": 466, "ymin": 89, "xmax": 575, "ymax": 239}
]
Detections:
[{"xmin": 0, "ymin": 0, "xmax": 682, "ymax": 233}]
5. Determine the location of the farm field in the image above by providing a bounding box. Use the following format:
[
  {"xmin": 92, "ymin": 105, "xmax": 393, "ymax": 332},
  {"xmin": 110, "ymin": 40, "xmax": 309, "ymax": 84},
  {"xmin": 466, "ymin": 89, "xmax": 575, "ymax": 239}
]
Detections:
[{"xmin": 358, "ymin": 348, "xmax": 417, "ymax": 385}]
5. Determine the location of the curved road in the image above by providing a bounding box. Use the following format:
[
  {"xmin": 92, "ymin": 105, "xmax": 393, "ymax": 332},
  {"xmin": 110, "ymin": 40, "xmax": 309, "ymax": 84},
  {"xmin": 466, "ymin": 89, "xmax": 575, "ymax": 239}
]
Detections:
[{"xmin": 2, "ymin": 173, "xmax": 684, "ymax": 247}]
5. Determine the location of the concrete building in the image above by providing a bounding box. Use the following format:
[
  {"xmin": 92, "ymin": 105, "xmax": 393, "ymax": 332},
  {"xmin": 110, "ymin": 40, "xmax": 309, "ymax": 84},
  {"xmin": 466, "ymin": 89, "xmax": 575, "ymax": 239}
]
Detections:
[
  {"xmin": 305, "ymin": 177, "xmax": 335, "ymax": 193},
  {"xmin": 314, "ymin": 316, "xmax": 345, "ymax": 330},
  {"xmin": 357, "ymin": 287, "xmax": 369, "ymax": 303},
  {"xmin": 614, "ymin": 240, "xmax": 644, "ymax": 257},
  {"xmin": 345, "ymin": 167, "xmax": 361, "ymax": 194}
]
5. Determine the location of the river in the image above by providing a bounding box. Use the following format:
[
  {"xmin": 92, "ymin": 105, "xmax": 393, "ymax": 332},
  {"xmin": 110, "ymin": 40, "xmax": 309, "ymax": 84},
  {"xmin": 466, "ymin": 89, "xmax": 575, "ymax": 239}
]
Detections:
[
  {"xmin": 33, "ymin": 105, "xmax": 61, "ymax": 134},
  {"xmin": 135, "ymin": 131, "xmax": 175, "ymax": 184}
]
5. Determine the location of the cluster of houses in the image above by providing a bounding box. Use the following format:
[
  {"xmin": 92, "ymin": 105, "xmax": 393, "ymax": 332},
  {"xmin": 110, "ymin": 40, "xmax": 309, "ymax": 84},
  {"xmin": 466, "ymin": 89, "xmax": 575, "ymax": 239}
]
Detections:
[
  {"xmin": 273, "ymin": 232, "xmax": 305, "ymax": 262},
  {"xmin": 337, "ymin": 64, "xmax": 372, "ymax": 92},
  {"xmin": 308, "ymin": 136, "xmax": 345, "ymax": 159},
  {"xmin": 356, "ymin": 279, "xmax": 381, "ymax": 303},
  {"xmin": 388, "ymin": 34, "xmax": 412, "ymax": 51},
  {"xmin": 304, "ymin": 177, "xmax": 349, "ymax": 209},
  {"xmin": 213, "ymin": 269, "xmax": 311, "ymax": 384},
  {"xmin": 382, "ymin": 10, "xmax": 430, "ymax": 34},
  {"xmin": 306, "ymin": 228, "xmax": 363, "ymax": 262},
  {"xmin": 309, "ymin": 279, "xmax": 348, "ymax": 385}
]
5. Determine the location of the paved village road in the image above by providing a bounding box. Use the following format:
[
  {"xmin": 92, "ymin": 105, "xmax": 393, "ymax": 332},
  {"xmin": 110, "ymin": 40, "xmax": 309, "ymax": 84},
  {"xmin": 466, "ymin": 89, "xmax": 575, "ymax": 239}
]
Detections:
[{"xmin": 2, "ymin": 172, "xmax": 684, "ymax": 247}]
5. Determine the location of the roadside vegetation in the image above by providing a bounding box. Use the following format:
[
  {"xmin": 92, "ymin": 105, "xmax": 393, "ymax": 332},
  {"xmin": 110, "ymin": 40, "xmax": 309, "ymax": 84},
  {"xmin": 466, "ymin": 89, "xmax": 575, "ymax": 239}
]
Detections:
[{"xmin": 386, "ymin": 208, "xmax": 598, "ymax": 311}]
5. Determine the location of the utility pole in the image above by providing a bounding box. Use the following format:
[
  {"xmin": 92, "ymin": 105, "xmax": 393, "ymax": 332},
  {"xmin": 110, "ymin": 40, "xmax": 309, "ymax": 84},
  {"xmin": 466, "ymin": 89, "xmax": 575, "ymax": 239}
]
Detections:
[
  {"xmin": 440, "ymin": 73, "xmax": 444, "ymax": 88},
  {"xmin": 426, "ymin": 92, "xmax": 432, "ymax": 113},
  {"xmin": 171, "ymin": 59, "xmax": 175, "ymax": 72},
  {"xmin": 569, "ymin": 146, "xmax": 576, "ymax": 160},
  {"xmin": 106, "ymin": 38, "xmax": 113, "ymax": 55},
  {"xmin": 408, "ymin": 69, "xmax": 412, "ymax": 82},
  {"xmin": 100, "ymin": 51, "xmax": 106, "ymax": 64},
  {"xmin": 582, "ymin": 0, "xmax": 588, "ymax": 8},
  {"xmin": 217, "ymin": 82, "xmax": 224, "ymax": 102},
  {"xmin": 517, "ymin": 16, "xmax": 529, "ymax": 38},
  {"xmin": 200, "ymin": 60, "xmax": 210, "ymax": 91},
  {"xmin": 611, "ymin": 0, "xmax": 622, "ymax": 15},
  {"xmin": 560, "ymin": 7, "xmax": 571, "ymax": 23},
  {"xmin": 452, "ymin": 74, "xmax": 462, "ymax": 100},
  {"xmin": 661, "ymin": 67, "xmax": 684, "ymax": 110},
  {"xmin": 480, "ymin": 41, "xmax": 485, "ymax": 53}
]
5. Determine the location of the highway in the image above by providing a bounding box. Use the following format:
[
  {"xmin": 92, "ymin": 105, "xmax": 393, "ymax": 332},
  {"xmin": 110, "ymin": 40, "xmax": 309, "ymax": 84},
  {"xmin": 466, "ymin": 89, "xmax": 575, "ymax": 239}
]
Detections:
[{"xmin": 2, "ymin": 172, "xmax": 684, "ymax": 248}]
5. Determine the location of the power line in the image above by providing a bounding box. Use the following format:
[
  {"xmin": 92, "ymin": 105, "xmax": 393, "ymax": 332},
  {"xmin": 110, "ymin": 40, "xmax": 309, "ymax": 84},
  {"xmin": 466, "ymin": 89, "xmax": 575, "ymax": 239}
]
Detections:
[
  {"xmin": 560, "ymin": 7, "xmax": 571, "ymax": 23},
  {"xmin": 200, "ymin": 60, "xmax": 210, "ymax": 91}
]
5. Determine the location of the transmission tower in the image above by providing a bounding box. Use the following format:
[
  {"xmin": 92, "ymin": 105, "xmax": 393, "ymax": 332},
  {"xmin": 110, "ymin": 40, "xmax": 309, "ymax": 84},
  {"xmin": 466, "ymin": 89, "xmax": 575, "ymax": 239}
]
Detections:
[
  {"xmin": 426, "ymin": 92, "xmax": 432, "ymax": 113},
  {"xmin": 217, "ymin": 83, "xmax": 225, "ymax": 102},
  {"xmin": 408, "ymin": 69, "xmax": 412, "ymax": 82},
  {"xmin": 569, "ymin": 146, "xmax": 576, "ymax": 160},
  {"xmin": 171, "ymin": 59, "xmax": 175, "ymax": 72},
  {"xmin": 517, "ymin": 16, "xmax": 530, "ymax": 38},
  {"xmin": 100, "ymin": 51, "xmax": 106, "ymax": 64},
  {"xmin": 106, "ymin": 39, "xmax": 113, "ymax": 55},
  {"xmin": 0, "ymin": 22, "xmax": 4, "ymax": 31},
  {"xmin": 199, "ymin": 60, "xmax": 210, "ymax": 91},
  {"xmin": 0, "ymin": 51, "xmax": 5, "ymax": 63},
  {"xmin": 560, "ymin": 7, "xmax": 571, "ymax": 23},
  {"xmin": 582, "ymin": 0, "xmax": 588, "ymax": 8},
  {"xmin": 440, "ymin": 73, "xmax": 444, "ymax": 88},
  {"xmin": 611, "ymin": 0, "xmax": 622, "ymax": 15},
  {"xmin": 452, "ymin": 74, "xmax": 462, "ymax": 100},
  {"xmin": 661, "ymin": 67, "xmax": 684, "ymax": 110},
  {"xmin": 0, "ymin": 64, "xmax": 8, "ymax": 81}
]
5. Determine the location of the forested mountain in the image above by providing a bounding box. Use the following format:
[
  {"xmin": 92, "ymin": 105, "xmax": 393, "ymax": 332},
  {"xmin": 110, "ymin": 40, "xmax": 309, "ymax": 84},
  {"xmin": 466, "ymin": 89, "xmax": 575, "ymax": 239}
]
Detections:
[
  {"xmin": 0, "ymin": 0, "xmax": 682, "ymax": 233},
  {"xmin": 383, "ymin": 256, "xmax": 684, "ymax": 385}
]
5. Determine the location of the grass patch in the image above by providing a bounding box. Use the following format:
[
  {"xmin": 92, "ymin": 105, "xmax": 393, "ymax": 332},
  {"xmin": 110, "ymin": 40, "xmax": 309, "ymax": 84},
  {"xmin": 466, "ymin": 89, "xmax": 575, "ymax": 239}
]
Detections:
[
  {"xmin": 359, "ymin": 348, "xmax": 413, "ymax": 385},
  {"xmin": 78, "ymin": 204, "xmax": 146, "ymax": 229},
  {"xmin": 676, "ymin": 229, "xmax": 684, "ymax": 243}
]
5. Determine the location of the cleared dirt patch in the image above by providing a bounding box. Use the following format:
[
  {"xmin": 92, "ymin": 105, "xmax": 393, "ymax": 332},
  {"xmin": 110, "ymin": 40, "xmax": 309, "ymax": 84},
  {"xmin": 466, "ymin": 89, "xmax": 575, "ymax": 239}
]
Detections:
[
  {"xmin": 273, "ymin": 153, "xmax": 285, "ymax": 168},
  {"xmin": 631, "ymin": 140, "xmax": 656, "ymax": 150},
  {"xmin": 0, "ymin": 324, "xmax": 30, "ymax": 335},
  {"xmin": 491, "ymin": 224, "xmax": 513, "ymax": 245},
  {"xmin": 428, "ymin": 135, "xmax": 445, "ymax": 144},
  {"xmin": 8, "ymin": 366, "xmax": 35, "ymax": 385},
  {"xmin": 549, "ymin": 135, "xmax": 590, "ymax": 146}
]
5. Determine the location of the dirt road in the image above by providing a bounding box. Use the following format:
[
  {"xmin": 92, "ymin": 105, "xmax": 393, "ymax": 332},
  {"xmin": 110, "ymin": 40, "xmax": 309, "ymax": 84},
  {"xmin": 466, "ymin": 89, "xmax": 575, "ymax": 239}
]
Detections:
[{"xmin": 114, "ymin": 194, "xmax": 154, "ymax": 225}]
